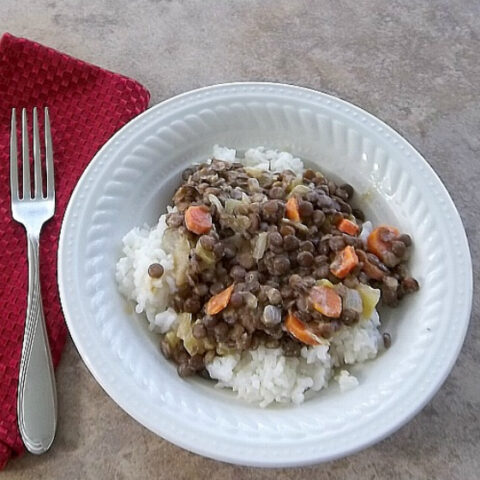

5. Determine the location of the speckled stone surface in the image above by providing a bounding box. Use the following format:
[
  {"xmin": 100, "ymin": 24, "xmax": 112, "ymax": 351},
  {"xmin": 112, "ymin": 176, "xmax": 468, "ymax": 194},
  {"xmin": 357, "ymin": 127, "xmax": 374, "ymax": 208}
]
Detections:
[{"xmin": 2, "ymin": 1, "xmax": 479, "ymax": 479}]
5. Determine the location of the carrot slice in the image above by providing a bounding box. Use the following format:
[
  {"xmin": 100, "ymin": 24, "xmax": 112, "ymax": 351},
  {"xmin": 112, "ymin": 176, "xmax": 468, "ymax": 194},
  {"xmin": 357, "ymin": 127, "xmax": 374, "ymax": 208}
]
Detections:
[
  {"xmin": 330, "ymin": 245, "xmax": 359, "ymax": 279},
  {"xmin": 337, "ymin": 218, "xmax": 359, "ymax": 236},
  {"xmin": 309, "ymin": 286, "xmax": 342, "ymax": 318},
  {"xmin": 367, "ymin": 225, "xmax": 399, "ymax": 261},
  {"xmin": 185, "ymin": 205, "xmax": 212, "ymax": 235},
  {"xmin": 285, "ymin": 196, "xmax": 301, "ymax": 222},
  {"xmin": 205, "ymin": 284, "xmax": 234, "ymax": 315},
  {"xmin": 285, "ymin": 312, "xmax": 321, "ymax": 346}
]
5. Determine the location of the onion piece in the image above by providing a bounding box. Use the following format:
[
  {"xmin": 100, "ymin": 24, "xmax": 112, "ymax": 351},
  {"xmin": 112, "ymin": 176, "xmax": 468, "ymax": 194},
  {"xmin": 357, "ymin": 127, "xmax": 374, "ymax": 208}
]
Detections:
[
  {"xmin": 356, "ymin": 284, "xmax": 381, "ymax": 319},
  {"xmin": 195, "ymin": 241, "xmax": 216, "ymax": 265},
  {"xmin": 262, "ymin": 305, "xmax": 282, "ymax": 326},
  {"xmin": 247, "ymin": 177, "xmax": 261, "ymax": 192},
  {"xmin": 225, "ymin": 198, "xmax": 242, "ymax": 214},
  {"xmin": 287, "ymin": 184, "xmax": 311, "ymax": 198},
  {"xmin": 286, "ymin": 174, "xmax": 303, "ymax": 192},
  {"xmin": 163, "ymin": 228, "xmax": 190, "ymax": 286},
  {"xmin": 244, "ymin": 167, "xmax": 264, "ymax": 178},
  {"xmin": 176, "ymin": 314, "xmax": 206, "ymax": 356},
  {"xmin": 241, "ymin": 192, "xmax": 251, "ymax": 204},
  {"xmin": 281, "ymin": 218, "xmax": 309, "ymax": 233},
  {"xmin": 342, "ymin": 288, "xmax": 363, "ymax": 314},
  {"xmin": 225, "ymin": 233, "xmax": 244, "ymax": 249},
  {"xmin": 231, "ymin": 215, "xmax": 251, "ymax": 233},
  {"xmin": 242, "ymin": 292, "xmax": 258, "ymax": 309},
  {"xmin": 252, "ymin": 232, "xmax": 268, "ymax": 260},
  {"xmin": 316, "ymin": 278, "xmax": 335, "ymax": 288},
  {"xmin": 208, "ymin": 194, "xmax": 223, "ymax": 213}
]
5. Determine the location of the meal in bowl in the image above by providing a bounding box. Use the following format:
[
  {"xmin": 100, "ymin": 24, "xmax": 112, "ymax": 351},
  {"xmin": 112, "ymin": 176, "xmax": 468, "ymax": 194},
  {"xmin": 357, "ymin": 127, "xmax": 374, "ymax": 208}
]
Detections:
[{"xmin": 116, "ymin": 146, "xmax": 419, "ymax": 406}]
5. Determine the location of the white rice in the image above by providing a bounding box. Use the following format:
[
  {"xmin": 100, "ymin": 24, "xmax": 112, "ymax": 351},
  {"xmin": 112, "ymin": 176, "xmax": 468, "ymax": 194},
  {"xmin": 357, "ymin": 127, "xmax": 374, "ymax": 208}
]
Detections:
[
  {"xmin": 116, "ymin": 146, "xmax": 384, "ymax": 407},
  {"xmin": 335, "ymin": 369, "xmax": 360, "ymax": 392},
  {"xmin": 213, "ymin": 144, "xmax": 304, "ymax": 175},
  {"xmin": 205, "ymin": 313, "xmax": 382, "ymax": 406},
  {"xmin": 207, "ymin": 344, "xmax": 332, "ymax": 407},
  {"xmin": 115, "ymin": 210, "xmax": 178, "ymax": 333}
]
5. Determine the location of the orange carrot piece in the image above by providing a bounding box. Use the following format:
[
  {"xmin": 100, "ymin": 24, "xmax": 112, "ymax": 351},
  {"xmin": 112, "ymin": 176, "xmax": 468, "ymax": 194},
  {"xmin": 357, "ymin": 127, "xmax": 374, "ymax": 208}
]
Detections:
[
  {"xmin": 367, "ymin": 225, "xmax": 399, "ymax": 261},
  {"xmin": 285, "ymin": 312, "xmax": 321, "ymax": 346},
  {"xmin": 309, "ymin": 286, "xmax": 342, "ymax": 318},
  {"xmin": 205, "ymin": 284, "xmax": 234, "ymax": 316},
  {"xmin": 285, "ymin": 196, "xmax": 301, "ymax": 222},
  {"xmin": 330, "ymin": 245, "xmax": 359, "ymax": 279},
  {"xmin": 337, "ymin": 218, "xmax": 359, "ymax": 236},
  {"xmin": 185, "ymin": 205, "xmax": 212, "ymax": 235}
]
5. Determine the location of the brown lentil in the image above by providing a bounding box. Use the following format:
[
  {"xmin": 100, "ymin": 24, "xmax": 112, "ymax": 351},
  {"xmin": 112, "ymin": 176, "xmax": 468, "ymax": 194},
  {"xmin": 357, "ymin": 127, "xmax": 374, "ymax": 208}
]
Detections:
[
  {"xmin": 230, "ymin": 265, "xmax": 246, "ymax": 281},
  {"xmin": 212, "ymin": 242, "xmax": 225, "ymax": 259},
  {"xmin": 303, "ymin": 169, "xmax": 316, "ymax": 180},
  {"xmin": 297, "ymin": 251, "xmax": 314, "ymax": 267},
  {"xmin": 214, "ymin": 321, "xmax": 229, "ymax": 341},
  {"xmin": 269, "ymin": 186, "xmax": 285, "ymax": 199},
  {"xmin": 148, "ymin": 263, "xmax": 164, "ymax": 279},
  {"xmin": 272, "ymin": 255, "xmax": 291, "ymax": 275},
  {"xmin": 202, "ymin": 315, "xmax": 218, "ymax": 328},
  {"xmin": 398, "ymin": 233, "xmax": 412, "ymax": 247},
  {"xmin": 210, "ymin": 282, "xmax": 225, "ymax": 295},
  {"xmin": 189, "ymin": 354, "xmax": 204, "ymax": 371},
  {"xmin": 184, "ymin": 296, "xmax": 202, "ymax": 314},
  {"xmin": 193, "ymin": 283, "xmax": 209, "ymax": 297},
  {"xmin": 328, "ymin": 235, "xmax": 346, "ymax": 252},
  {"xmin": 300, "ymin": 240, "xmax": 315, "ymax": 253},
  {"xmin": 268, "ymin": 231, "xmax": 283, "ymax": 247},
  {"xmin": 283, "ymin": 235, "xmax": 300, "ymax": 251},
  {"xmin": 317, "ymin": 195, "xmax": 333, "ymax": 209},
  {"xmin": 230, "ymin": 292, "xmax": 244, "ymax": 308},
  {"xmin": 237, "ymin": 252, "xmax": 255, "ymax": 270},
  {"xmin": 298, "ymin": 200, "xmax": 314, "ymax": 218},
  {"xmin": 280, "ymin": 224, "xmax": 296, "ymax": 237},
  {"xmin": 177, "ymin": 363, "xmax": 195, "ymax": 377},
  {"xmin": 341, "ymin": 308, "xmax": 359, "ymax": 326},
  {"xmin": 402, "ymin": 277, "xmax": 419, "ymax": 293},
  {"xmin": 160, "ymin": 338, "xmax": 172, "ymax": 359},
  {"xmin": 192, "ymin": 323, "xmax": 207, "ymax": 339},
  {"xmin": 166, "ymin": 212, "xmax": 184, "ymax": 227},
  {"xmin": 352, "ymin": 208, "xmax": 365, "ymax": 221},
  {"xmin": 391, "ymin": 240, "xmax": 406, "ymax": 257},
  {"xmin": 339, "ymin": 183, "xmax": 354, "ymax": 199}
]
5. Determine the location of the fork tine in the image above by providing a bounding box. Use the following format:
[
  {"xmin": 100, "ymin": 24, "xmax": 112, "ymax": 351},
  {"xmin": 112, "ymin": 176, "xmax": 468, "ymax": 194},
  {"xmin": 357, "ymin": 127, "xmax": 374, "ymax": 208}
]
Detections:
[
  {"xmin": 32, "ymin": 107, "xmax": 43, "ymax": 198},
  {"xmin": 21, "ymin": 108, "xmax": 31, "ymax": 200},
  {"xmin": 10, "ymin": 109, "xmax": 19, "ymax": 200},
  {"xmin": 44, "ymin": 108, "xmax": 54, "ymax": 200}
]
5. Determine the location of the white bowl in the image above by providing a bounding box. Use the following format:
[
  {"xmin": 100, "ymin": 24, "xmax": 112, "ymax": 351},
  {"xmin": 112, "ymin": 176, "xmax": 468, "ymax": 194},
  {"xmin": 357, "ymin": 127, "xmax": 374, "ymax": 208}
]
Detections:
[{"xmin": 58, "ymin": 83, "xmax": 472, "ymax": 467}]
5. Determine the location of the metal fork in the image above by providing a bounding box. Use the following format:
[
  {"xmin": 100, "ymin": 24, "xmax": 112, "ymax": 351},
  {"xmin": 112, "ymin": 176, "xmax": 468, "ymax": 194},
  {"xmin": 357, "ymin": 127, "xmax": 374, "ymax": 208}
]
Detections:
[{"xmin": 10, "ymin": 108, "xmax": 57, "ymax": 454}]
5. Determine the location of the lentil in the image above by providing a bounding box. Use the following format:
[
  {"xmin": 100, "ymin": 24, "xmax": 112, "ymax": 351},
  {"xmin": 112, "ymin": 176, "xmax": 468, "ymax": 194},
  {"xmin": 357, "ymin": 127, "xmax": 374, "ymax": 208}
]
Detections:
[{"xmin": 148, "ymin": 263, "xmax": 164, "ymax": 279}]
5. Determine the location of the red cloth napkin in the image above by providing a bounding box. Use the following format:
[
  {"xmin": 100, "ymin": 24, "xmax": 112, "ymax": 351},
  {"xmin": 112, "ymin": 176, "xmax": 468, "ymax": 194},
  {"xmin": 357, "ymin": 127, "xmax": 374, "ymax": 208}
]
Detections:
[{"xmin": 0, "ymin": 33, "xmax": 150, "ymax": 468}]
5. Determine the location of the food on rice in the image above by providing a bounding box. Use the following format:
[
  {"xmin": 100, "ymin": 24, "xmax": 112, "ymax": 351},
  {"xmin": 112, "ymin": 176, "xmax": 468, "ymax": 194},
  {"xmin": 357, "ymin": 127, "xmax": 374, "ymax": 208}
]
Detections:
[{"xmin": 116, "ymin": 146, "xmax": 419, "ymax": 406}]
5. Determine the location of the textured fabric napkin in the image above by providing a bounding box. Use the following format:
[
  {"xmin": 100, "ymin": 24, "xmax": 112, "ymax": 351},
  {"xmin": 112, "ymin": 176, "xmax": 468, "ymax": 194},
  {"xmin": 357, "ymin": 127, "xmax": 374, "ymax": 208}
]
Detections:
[{"xmin": 0, "ymin": 33, "xmax": 150, "ymax": 468}]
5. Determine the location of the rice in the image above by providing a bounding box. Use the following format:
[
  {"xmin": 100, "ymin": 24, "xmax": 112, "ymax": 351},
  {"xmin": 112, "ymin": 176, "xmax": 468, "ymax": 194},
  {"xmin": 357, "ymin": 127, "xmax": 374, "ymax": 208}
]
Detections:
[
  {"xmin": 213, "ymin": 145, "xmax": 304, "ymax": 175},
  {"xmin": 205, "ymin": 314, "xmax": 381, "ymax": 406},
  {"xmin": 116, "ymin": 146, "xmax": 385, "ymax": 407},
  {"xmin": 335, "ymin": 369, "xmax": 360, "ymax": 392},
  {"xmin": 207, "ymin": 344, "xmax": 332, "ymax": 407},
  {"xmin": 115, "ymin": 210, "xmax": 177, "ymax": 333}
]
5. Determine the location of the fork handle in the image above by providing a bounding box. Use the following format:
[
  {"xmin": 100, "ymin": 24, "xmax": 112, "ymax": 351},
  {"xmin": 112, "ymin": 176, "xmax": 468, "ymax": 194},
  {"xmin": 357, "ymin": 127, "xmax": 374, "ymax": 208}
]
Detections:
[{"xmin": 17, "ymin": 232, "xmax": 57, "ymax": 454}]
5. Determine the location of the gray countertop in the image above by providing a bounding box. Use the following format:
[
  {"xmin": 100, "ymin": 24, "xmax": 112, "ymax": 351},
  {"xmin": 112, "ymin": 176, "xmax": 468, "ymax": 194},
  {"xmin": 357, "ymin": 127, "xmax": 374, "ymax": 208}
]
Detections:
[{"xmin": 2, "ymin": 1, "xmax": 479, "ymax": 479}]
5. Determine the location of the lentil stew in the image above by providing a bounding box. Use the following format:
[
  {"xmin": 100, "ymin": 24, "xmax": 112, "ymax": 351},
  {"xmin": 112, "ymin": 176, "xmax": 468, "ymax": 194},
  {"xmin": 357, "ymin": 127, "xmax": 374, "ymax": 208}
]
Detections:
[{"xmin": 151, "ymin": 158, "xmax": 419, "ymax": 378}]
